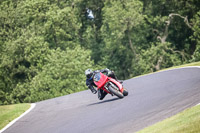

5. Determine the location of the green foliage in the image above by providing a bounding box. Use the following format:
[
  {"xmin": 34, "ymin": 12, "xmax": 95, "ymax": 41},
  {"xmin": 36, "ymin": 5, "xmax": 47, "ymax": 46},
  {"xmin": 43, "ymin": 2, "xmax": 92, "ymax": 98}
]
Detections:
[
  {"xmin": 26, "ymin": 47, "xmax": 94, "ymax": 102},
  {"xmin": 0, "ymin": 0, "xmax": 98, "ymax": 104},
  {"xmin": 191, "ymin": 11, "xmax": 200, "ymax": 61},
  {"xmin": 44, "ymin": 5, "xmax": 80, "ymax": 49},
  {"xmin": 137, "ymin": 42, "xmax": 182, "ymax": 74},
  {"xmin": 9, "ymin": 46, "xmax": 96, "ymax": 103},
  {"xmin": 100, "ymin": 0, "xmax": 144, "ymax": 79},
  {"xmin": 0, "ymin": 0, "xmax": 200, "ymax": 104},
  {"xmin": 0, "ymin": 31, "xmax": 50, "ymax": 104}
]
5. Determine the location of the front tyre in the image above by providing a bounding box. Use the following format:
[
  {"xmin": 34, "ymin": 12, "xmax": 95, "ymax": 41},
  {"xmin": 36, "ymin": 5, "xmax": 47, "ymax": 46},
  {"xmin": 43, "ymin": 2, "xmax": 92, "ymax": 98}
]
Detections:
[
  {"xmin": 108, "ymin": 85, "xmax": 124, "ymax": 99},
  {"xmin": 123, "ymin": 89, "xmax": 128, "ymax": 96}
]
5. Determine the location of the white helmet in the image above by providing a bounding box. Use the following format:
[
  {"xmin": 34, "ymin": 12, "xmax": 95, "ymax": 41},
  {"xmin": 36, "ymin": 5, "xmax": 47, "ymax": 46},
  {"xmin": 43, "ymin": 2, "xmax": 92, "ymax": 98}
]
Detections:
[{"xmin": 85, "ymin": 69, "xmax": 93, "ymax": 78}]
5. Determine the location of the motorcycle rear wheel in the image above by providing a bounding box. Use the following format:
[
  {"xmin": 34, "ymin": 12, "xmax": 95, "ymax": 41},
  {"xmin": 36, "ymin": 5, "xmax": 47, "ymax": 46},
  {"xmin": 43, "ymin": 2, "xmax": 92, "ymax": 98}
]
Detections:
[{"xmin": 108, "ymin": 86, "xmax": 124, "ymax": 99}]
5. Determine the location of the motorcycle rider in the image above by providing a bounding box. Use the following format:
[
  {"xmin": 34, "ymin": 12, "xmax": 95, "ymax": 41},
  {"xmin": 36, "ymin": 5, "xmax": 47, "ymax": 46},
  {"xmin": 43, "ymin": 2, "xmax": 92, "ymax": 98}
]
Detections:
[{"xmin": 85, "ymin": 68, "xmax": 122, "ymax": 100}]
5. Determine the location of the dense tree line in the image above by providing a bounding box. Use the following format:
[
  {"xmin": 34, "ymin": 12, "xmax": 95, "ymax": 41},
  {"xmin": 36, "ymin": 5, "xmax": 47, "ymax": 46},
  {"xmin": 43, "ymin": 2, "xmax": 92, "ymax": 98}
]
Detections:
[{"xmin": 0, "ymin": 0, "xmax": 199, "ymax": 104}]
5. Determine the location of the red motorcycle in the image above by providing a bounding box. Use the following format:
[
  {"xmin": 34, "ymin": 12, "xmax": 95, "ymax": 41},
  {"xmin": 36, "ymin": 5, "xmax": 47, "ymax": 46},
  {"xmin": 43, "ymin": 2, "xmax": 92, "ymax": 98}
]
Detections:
[{"xmin": 93, "ymin": 72, "xmax": 128, "ymax": 98}]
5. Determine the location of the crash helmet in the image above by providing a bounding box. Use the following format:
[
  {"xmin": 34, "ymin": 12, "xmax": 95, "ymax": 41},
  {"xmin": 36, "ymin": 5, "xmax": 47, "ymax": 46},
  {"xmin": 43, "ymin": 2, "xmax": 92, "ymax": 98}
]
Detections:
[{"xmin": 85, "ymin": 69, "xmax": 94, "ymax": 79}]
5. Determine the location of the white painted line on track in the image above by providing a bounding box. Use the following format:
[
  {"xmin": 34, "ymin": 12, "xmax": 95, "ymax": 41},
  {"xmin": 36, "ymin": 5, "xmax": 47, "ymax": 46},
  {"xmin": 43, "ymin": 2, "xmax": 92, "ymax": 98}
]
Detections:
[{"xmin": 0, "ymin": 103, "xmax": 36, "ymax": 133}]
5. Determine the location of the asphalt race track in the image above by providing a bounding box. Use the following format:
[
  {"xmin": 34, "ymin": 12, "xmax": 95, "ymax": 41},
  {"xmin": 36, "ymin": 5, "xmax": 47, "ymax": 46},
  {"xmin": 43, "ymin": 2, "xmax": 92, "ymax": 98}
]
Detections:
[{"xmin": 3, "ymin": 67, "xmax": 200, "ymax": 133}]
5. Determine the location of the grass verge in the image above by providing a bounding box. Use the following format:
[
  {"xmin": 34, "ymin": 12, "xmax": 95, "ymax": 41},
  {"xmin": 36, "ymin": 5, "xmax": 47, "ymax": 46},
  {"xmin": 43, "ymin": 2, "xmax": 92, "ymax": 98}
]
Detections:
[
  {"xmin": 138, "ymin": 105, "xmax": 200, "ymax": 133},
  {"xmin": 0, "ymin": 103, "xmax": 30, "ymax": 130},
  {"xmin": 134, "ymin": 61, "xmax": 200, "ymax": 79},
  {"xmin": 163, "ymin": 61, "xmax": 200, "ymax": 70}
]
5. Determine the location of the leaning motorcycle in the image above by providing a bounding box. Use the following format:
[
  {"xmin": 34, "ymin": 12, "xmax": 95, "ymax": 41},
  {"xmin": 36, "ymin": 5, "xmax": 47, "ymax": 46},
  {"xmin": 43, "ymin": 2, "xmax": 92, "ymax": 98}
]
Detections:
[{"xmin": 93, "ymin": 72, "xmax": 128, "ymax": 98}]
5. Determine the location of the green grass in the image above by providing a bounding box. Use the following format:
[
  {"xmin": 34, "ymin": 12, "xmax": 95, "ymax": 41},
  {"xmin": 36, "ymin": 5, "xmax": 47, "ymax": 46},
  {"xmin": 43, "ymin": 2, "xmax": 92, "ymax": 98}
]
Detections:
[
  {"xmin": 0, "ymin": 103, "xmax": 30, "ymax": 130},
  {"xmin": 138, "ymin": 105, "xmax": 200, "ymax": 133}
]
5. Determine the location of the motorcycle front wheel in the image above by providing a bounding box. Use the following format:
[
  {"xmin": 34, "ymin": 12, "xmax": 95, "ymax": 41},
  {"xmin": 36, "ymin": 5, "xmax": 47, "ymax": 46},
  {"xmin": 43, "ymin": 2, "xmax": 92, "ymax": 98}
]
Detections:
[
  {"xmin": 108, "ymin": 85, "xmax": 124, "ymax": 99},
  {"xmin": 123, "ymin": 89, "xmax": 128, "ymax": 96}
]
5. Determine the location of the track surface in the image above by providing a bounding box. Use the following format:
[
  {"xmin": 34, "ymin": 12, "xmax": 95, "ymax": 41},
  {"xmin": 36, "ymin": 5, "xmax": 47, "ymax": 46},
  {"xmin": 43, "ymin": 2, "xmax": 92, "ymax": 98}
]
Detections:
[{"xmin": 4, "ymin": 67, "xmax": 200, "ymax": 133}]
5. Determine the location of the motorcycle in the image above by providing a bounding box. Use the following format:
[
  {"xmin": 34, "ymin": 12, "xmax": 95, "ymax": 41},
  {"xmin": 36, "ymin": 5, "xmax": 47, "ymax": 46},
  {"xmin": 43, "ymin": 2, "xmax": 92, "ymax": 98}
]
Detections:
[{"xmin": 93, "ymin": 72, "xmax": 128, "ymax": 98}]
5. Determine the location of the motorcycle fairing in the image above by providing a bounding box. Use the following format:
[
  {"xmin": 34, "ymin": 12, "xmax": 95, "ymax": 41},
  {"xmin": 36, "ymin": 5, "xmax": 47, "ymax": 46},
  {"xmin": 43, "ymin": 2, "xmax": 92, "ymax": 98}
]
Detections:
[
  {"xmin": 93, "ymin": 72, "xmax": 108, "ymax": 89},
  {"xmin": 94, "ymin": 72, "xmax": 124, "ymax": 94},
  {"xmin": 107, "ymin": 77, "xmax": 124, "ymax": 93}
]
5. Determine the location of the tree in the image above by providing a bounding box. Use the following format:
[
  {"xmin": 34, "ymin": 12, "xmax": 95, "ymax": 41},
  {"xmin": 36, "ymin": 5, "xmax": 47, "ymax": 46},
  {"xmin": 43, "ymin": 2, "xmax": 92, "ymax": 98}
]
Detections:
[
  {"xmin": 0, "ymin": 29, "xmax": 50, "ymax": 104},
  {"xmin": 100, "ymin": 0, "xmax": 144, "ymax": 79},
  {"xmin": 137, "ymin": 42, "xmax": 182, "ymax": 74},
  {"xmin": 191, "ymin": 11, "xmax": 200, "ymax": 61},
  {"xmin": 22, "ymin": 46, "xmax": 97, "ymax": 103}
]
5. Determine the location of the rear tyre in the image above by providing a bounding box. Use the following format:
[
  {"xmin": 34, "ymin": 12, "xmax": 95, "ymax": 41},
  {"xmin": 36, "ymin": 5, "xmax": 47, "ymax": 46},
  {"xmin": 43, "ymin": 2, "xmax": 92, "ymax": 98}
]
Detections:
[
  {"xmin": 108, "ymin": 85, "xmax": 124, "ymax": 99},
  {"xmin": 123, "ymin": 89, "xmax": 128, "ymax": 96}
]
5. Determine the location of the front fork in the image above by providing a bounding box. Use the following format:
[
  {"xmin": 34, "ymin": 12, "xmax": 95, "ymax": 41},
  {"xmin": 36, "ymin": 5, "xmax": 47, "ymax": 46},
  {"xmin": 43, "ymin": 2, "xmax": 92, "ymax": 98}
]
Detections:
[
  {"xmin": 104, "ymin": 82, "xmax": 112, "ymax": 96},
  {"xmin": 104, "ymin": 82, "xmax": 121, "ymax": 96}
]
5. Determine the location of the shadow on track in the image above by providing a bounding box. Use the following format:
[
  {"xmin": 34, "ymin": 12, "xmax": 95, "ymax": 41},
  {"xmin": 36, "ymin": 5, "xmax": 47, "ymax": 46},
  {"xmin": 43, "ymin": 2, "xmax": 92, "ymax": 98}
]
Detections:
[{"xmin": 87, "ymin": 97, "xmax": 120, "ymax": 106}]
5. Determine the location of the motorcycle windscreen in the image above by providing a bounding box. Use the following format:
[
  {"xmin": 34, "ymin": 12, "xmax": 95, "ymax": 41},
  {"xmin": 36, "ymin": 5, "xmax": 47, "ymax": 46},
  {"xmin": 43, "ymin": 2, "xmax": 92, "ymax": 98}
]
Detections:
[{"xmin": 93, "ymin": 72, "xmax": 108, "ymax": 88}]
